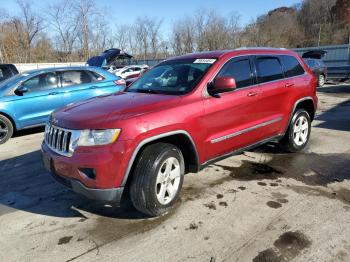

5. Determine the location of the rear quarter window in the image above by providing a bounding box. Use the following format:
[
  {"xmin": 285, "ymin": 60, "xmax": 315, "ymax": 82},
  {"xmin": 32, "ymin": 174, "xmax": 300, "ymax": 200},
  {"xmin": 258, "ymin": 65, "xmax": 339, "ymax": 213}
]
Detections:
[
  {"xmin": 280, "ymin": 56, "xmax": 305, "ymax": 78},
  {"xmin": 256, "ymin": 57, "xmax": 284, "ymax": 83}
]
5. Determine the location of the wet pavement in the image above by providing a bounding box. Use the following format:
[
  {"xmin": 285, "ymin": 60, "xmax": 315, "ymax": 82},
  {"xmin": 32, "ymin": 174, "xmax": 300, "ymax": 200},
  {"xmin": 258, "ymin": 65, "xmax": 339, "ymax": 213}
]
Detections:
[{"xmin": 0, "ymin": 84, "xmax": 349, "ymax": 262}]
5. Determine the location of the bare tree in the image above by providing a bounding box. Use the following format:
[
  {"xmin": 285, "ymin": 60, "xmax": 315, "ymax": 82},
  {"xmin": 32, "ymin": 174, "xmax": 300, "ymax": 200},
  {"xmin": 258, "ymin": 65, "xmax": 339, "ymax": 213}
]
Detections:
[
  {"xmin": 46, "ymin": 0, "xmax": 80, "ymax": 61},
  {"xmin": 15, "ymin": 0, "xmax": 43, "ymax": 62}
]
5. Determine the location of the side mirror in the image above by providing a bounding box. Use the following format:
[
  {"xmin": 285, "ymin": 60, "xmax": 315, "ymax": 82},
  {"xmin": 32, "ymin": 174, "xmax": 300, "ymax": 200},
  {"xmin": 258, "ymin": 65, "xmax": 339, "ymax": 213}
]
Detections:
[
  {"xmin": 209, "ymin": 76, "xmax": 236, "ymax": 97},
  {"xmin": 15, "ymin": 85, "xmax": 29, "ymax": 96}
]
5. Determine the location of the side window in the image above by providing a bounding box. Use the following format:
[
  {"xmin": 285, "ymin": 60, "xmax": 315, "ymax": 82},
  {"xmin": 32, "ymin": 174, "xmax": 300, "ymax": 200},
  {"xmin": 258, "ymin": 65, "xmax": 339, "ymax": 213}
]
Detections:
[
  {"xmin": 88, "ymin": 71, "xmax": 105, "ymax": 81},
  {"xmin": 256, "ymin": 57, "xmax": 284, "ymax": 83},
  {"xmin": 306, "ymin": 59, "xmax": 315, "ymax": 68},
  {"xmin": 280, "ymin": 56, "xmax": 305, "ymax": 78},
  {"xmin": 61, "ymin": 70, "xmax": 93, "ymax": 87},
  {"xmin": 22, "ymin": 72, "xmax": 59, "ymax": 92},
  {"xmin": 217, "ymin": 58, "xmax": 253, "ymax": 89}
]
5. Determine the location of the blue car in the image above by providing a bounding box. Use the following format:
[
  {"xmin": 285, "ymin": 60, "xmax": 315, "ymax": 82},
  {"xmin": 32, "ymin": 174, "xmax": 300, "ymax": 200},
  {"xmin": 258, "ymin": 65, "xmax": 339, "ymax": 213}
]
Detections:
[{"xmin": 0, "ymin": 66, "xmax": 125, "ymax": 144}]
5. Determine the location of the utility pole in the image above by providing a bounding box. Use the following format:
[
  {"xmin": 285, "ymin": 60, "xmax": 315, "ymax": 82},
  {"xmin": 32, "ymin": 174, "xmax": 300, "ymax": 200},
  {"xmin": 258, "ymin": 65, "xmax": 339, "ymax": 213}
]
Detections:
[{"xmin": 317, "ymin": 24, "xmax": 322, "ymax": 47}]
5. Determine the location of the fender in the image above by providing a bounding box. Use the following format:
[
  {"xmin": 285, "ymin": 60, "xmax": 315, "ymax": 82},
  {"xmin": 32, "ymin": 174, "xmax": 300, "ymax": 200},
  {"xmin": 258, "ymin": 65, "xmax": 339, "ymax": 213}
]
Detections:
[
  {"xmin": 121, "ymin": 130, "xmax": 199, "ymax": 186},
  {"xmin": 284, "ymin": 96, "xmax": 315, "ymax": 134}
]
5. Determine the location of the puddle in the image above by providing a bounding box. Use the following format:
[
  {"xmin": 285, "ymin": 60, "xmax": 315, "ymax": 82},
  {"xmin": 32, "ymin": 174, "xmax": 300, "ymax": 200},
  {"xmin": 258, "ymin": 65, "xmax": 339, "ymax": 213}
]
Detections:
[
  {"xmin": 58, "ymin": 236, "xmax": 73, "ymax": 245},
  {"xmin": 253, "ymin": 231, "xmax": 311, "ymax": 261},
  {"xmin": 266, "ymin": 201, "xmax": 282, "ymax": 209},
  {"xmin": 216, "ymin": 152, "xmax": 350, "ymax": 186}
]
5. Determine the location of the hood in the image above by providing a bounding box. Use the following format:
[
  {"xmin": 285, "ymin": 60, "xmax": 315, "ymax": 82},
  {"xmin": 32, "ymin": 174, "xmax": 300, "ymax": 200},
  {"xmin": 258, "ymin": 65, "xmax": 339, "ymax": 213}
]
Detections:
[
  {"xmin": 86, "ymin": 48, "xmax": 133, "ymax": 67},
  {"xmin": 52, "ymin": 92, "xmax": 182, "ymax": 129},
  {"xmin": 302, "ymin": 50, "xmax": 327, "ymax": 59}
]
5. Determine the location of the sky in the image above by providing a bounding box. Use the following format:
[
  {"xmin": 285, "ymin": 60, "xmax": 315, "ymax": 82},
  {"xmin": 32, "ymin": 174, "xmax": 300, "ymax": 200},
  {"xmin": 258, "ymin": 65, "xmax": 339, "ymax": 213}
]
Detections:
[{"xmin": 1, "ymin": 0, "xmax": 302, "ymax": 33}]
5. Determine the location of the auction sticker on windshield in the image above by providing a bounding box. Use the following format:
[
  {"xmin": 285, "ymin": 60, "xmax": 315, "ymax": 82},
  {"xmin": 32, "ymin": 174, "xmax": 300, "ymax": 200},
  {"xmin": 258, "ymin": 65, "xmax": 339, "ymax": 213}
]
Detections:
[{"xmin": 193, "ymin": 59, "xmax": 216, "ymax": 64}]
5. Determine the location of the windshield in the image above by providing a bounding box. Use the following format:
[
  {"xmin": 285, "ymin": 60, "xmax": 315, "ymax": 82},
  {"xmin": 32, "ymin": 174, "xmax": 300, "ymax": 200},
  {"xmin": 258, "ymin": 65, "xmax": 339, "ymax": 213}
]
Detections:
[{"xmin": 127, "ymin": 58, "xmax": 216, "ymax": 95}]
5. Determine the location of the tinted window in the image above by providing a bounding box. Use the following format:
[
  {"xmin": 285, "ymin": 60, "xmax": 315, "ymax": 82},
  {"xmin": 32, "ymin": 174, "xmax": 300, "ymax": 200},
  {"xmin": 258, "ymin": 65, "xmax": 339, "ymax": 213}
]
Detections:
[
  {"xmin": 217, "ymin": 59, "xmax": 253, "ymax": 88},
  {"xmin": 61, "ymin": 70, "xmax": 101, "ymax": 87},
  {"xmin": 256, "ymin": 57, "xmax": 284, "ymax": 83},
  {"xmin": 280, "ymin": 56, "xmax": 305, "ymax": 77},
  {"xmin": 22, "ymin": 72, "xmax": 59, "ymax": 92},
  {"xmin": 305, "ymin": 59, "xmax": 316, "ymax": 68}
]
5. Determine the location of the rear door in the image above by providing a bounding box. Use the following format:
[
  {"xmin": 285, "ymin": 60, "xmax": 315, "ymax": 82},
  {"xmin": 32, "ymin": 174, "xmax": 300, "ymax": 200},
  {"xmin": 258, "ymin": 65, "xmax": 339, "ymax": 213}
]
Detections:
[
  {"xmin": 59, "ymin": 69, "xmax": 119, "ymax": 106},
  {"xmin": 203, "ymin": 56, "xmax": 262, "ymax": 160},
  {"xmin": 13, "ymin": 72, "xmax": 63, "ymax": 127},
  {"xmin": 254, "ymin": 55, "xmax": 297, "ymax": 138}
]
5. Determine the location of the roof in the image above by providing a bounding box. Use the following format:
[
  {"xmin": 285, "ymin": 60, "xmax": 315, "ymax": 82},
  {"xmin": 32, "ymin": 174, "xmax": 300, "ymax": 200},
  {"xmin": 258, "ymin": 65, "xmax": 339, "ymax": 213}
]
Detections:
[{"xmin": 22, "ymin": 66, "xmax": 100, "ymax": 75}]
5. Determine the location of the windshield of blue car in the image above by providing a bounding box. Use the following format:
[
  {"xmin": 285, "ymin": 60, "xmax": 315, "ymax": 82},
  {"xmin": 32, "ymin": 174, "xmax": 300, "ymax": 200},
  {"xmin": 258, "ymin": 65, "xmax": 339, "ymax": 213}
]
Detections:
[{"xmin": 126, "ymin": 58, "xmax": 216, "ymax": 95}]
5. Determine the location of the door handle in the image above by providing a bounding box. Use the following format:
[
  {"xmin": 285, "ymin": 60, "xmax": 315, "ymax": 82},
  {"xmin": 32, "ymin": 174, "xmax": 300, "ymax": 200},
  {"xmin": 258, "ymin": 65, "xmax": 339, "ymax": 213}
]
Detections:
[
  {"xmin": 89, "ymin": 86, "xmax": 98, "ymax": 89},
  {"xmin": 247, "ymin": 92, "xmax": 258, "ymax": 97},
  {"xmin": 285, "ymin": 83, "xmax": 294, "ymax": 88},
  {"xmin": 48, "ymin": 92, "xmax": 59, "ymax": 95}
]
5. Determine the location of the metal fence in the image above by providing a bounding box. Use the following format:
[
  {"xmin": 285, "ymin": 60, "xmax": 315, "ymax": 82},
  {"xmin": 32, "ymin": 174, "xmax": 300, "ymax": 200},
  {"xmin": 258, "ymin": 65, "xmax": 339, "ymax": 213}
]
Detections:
[
  {"xmin": 293, "ymin": 44, "xmax": 350, "ymax": 66},
  {"xmin": 15, "ymin": 62, "xmax": 86, "ymax": 73}
]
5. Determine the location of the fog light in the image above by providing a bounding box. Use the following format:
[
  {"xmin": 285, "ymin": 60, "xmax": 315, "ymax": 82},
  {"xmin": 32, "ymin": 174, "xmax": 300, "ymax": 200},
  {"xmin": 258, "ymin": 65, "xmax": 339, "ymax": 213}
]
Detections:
[{"xmin": 79, "ymin": 168, "xmax": 96, "ymax": 179}]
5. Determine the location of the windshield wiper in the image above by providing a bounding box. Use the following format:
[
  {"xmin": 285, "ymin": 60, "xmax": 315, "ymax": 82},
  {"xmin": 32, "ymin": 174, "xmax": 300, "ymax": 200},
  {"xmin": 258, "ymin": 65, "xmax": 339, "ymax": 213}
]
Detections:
[{"xmin": 132, "ymin": 89, "xmax": 163, "ymax": 94}]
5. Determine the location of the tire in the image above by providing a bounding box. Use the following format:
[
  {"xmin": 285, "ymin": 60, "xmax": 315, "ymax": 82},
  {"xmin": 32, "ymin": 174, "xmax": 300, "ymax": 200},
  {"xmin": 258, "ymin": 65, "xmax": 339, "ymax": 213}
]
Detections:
[
  {"xmin": 0, "ymin": 115, "xmax": 13, "ymax": 145},
  {"xmin": 280, "ymin": 109, "xmax": 311, "ymax": 153},
  {"xmin": 130, "ymin": 143, "xmax": 184, "ymax": 217},
  {"xmin": 318, "ymin": 74, "xmax": 325, "ymax": 87}
]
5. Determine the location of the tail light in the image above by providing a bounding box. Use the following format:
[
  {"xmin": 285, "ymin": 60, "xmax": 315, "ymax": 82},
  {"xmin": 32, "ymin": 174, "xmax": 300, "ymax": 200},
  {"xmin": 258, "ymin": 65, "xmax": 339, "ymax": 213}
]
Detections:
[{"xmin": 114, "ymin": 79, "xmax": 126, "ymax": 86}]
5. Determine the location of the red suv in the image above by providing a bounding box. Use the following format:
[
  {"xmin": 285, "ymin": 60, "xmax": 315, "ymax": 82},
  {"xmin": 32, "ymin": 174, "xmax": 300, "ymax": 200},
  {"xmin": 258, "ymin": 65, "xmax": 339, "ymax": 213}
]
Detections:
[{"xmin": 42, "ymin": 48, "xmax": 317, "ymax": 216}]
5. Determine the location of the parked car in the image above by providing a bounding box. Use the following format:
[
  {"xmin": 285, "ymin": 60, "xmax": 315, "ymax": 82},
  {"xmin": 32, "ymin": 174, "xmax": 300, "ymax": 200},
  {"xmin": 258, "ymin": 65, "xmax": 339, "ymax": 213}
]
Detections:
[
  {"xmin": 302, "ymin": 50, "xmax": 327, "ymax": 87},
  {"xmin": 86, "ymin": 48, "xmax": 133, "ymax": 69},
  {"xmin": 0, "ymin": 66, "xmax": 125, "ymax": 144},
  {"xmin": 0, "ymin": 64, "xmax": 19, "ymax": 83},
  {"xmin": 113, "ymin": 65, "xmax": 149, "ymax": 80},
  {"xmin": 42, "ymin": 48, "xmax": 317, "ymax": 216}
]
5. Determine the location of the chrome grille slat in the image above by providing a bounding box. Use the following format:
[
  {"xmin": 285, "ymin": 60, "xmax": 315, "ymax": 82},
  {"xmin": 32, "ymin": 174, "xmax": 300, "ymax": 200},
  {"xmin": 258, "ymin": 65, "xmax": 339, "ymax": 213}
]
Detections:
[{"xmin": 44, "ymin": 123, "xmax": 80, "ymax": 157}]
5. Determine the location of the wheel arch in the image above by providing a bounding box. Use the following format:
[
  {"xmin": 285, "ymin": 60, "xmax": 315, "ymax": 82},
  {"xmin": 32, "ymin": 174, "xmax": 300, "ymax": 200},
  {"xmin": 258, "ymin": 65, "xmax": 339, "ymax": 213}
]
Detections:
[
  {"xmin": 294, "ymin": 98, "xmax": 315, "ymax": 121},
  {"xmin": 0, "ymin": 111, "xmax": 17, "ymax": 131},
  {"xmin": 121, "ymin": 130, "xmax": 200, "ymax": 187}
]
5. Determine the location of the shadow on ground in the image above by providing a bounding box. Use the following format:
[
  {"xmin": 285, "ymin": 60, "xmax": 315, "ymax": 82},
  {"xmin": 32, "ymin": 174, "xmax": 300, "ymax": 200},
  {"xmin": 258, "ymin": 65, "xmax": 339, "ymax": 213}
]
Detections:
[
  {"xmin": 0, "ymin": 150, "xmax": 148, "ymax": 220},
  {"xmin": 12, "ymin": 126, "xmax": 45, "ymax": 138},
  {"xmin": 315, "ymin": 98, "xmax": 350, "ymax": 132}
]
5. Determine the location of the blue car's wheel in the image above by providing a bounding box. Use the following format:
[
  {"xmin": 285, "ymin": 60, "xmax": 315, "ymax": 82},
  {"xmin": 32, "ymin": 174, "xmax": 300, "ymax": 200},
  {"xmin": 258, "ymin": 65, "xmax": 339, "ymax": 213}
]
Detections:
[{"xmin": 0, "ymin": 115, "xmax": 13, "ymax": 144}]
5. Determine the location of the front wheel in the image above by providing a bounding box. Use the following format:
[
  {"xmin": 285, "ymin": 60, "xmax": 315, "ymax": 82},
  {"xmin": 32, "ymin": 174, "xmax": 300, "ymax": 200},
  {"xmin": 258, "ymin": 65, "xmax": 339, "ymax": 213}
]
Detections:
[
  {"xmin": 280, "ymin": 109, "xmax": 311, "ymax": 152},
  {"xmin": 130, "ymin": 143, "xmax": 184, "ymax": 216},
  {"xmin": 318, "ymin": 74, "xmax": 325, "ymax": 87},
  {"xmin": 0, "ymin": 115, "xmax": 13, "ymax": 144}
]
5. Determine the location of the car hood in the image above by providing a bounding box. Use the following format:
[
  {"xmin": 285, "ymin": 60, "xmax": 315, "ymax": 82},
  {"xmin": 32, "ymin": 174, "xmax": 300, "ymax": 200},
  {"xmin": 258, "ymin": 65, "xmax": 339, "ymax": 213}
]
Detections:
[{"xmin": 52, "ymin": 92, "xmax": 182, "ymax": 129}]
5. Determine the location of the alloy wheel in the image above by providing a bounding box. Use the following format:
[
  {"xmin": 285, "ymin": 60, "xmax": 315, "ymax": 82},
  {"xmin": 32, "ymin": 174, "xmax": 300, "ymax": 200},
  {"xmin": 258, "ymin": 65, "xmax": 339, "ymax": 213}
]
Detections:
[
  {"xmin": 155, "ymin": 157, "xmax": 181, "ymax": 205},
  {"xmin": 293, "ymin": 115, "xmax": 309, "ymax": 146},
  {"xmin": 0, "ymin": 119, "xmax": 9, "ymax": 142}
]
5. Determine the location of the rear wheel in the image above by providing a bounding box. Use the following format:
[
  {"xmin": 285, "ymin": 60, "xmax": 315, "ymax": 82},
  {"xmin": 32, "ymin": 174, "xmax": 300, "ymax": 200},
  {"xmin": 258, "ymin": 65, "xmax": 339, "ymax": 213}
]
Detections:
[
  {"xmin": 280, "ymin": 109, "xmax": 311, "ymax": 152},
  {"xmin": 0, "ymin": 115, "xmax": 13, "ymax": 144},
  {"xmin": 130, "ymin": 143, "xmax": 184, "ymax": 216},
  {"xmin": 318, "ymin": 74, "xmax": 325, "ymax": 87}
]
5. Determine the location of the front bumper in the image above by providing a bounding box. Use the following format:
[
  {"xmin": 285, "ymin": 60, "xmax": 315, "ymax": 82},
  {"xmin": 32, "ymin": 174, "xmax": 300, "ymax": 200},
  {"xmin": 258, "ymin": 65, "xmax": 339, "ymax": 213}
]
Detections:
[
  {"xmin": 41, "ymin": 141, "xmax": 129, "ymax": 203},
  {"xmin": 50, "ymin": 168, "xmax": 124, "ymax": 202}
]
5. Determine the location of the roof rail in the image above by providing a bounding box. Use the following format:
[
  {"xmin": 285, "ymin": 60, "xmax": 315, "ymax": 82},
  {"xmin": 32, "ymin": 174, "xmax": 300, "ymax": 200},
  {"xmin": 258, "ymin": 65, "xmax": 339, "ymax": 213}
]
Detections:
[{"xmin": 235, "ymin": 47, "xmax": 287, "ymax": 50}]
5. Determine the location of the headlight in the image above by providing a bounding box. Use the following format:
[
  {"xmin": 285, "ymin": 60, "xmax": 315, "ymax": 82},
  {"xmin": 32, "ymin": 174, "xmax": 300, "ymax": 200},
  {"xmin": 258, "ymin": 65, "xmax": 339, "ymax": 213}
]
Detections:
[{"xmin": 78, "ymin": 129, "xmax": 121, "ymax": 146}]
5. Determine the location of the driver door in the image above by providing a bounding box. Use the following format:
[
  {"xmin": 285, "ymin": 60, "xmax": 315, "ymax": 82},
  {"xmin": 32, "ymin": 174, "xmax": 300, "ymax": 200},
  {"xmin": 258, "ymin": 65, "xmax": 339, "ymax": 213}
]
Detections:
[
  {"xmin": 202, "ymin": 56, "xmax": 262, "ymax": 160},
  {"xmin": 13, "ymin": 72, "xmax": 63, "ymax": 128}
]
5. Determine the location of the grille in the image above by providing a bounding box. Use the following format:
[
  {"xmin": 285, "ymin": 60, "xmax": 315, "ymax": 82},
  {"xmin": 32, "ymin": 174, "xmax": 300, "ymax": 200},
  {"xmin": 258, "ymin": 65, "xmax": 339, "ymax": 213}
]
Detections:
[{"xmin": 45, "ymin": 124, "xmax": 80, "ymax": 157}]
